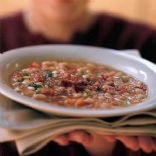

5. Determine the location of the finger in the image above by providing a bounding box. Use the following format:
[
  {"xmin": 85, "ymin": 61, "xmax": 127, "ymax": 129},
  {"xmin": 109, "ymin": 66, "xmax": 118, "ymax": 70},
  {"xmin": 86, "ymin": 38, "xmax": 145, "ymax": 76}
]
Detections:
[
  {"xmin": 53, "ymin": 134, "xmax": 69, "ymax": 146},
  {"xmin": 138, "ymin": 136, "xmax": 154, "ymax": 153},
  {"xmin": 116, "ymin": 136, "xmax": 139, "ymax": 151},
  {"xmin": 69, "ymin": 130, "xmax": 92, "ymax": 146},
  {"xmin": 101, "ymin": 135, "xmax": 116, "ymax": 143}
]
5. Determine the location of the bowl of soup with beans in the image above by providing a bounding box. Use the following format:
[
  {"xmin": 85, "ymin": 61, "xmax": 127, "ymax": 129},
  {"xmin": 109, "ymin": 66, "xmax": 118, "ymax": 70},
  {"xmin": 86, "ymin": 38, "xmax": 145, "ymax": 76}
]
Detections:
[{"xmin": 0, "ymin": 45, "xmax": 156, "ymax": 117}]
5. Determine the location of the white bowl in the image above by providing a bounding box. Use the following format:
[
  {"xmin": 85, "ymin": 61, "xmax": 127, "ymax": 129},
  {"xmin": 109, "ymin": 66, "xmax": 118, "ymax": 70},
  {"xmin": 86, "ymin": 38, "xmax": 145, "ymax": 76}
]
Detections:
[{"xmin": 0, "ymin": 45, "xmax": 156, "ymax": 117}]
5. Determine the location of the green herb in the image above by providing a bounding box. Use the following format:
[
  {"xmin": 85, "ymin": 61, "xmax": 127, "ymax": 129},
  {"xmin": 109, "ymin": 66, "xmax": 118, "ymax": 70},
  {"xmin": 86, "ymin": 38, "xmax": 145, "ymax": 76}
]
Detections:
[
  {"xmin": 23, "ymin": 72, "xmax": 29, "ymax": 76},
  {"xmin": 90, "ymin": 79, "xmax": 96, "ymax": 84},
  {"xmin": 29, "ymin": 83, "xmax": 42, "ymax": 90},
  {"xmin": 80, "ymin": 70, "xmax": 86, "ymax": 76},
  {"xmin": 45, "ymin": 70, "xmax": 53, "ymax": 78}
]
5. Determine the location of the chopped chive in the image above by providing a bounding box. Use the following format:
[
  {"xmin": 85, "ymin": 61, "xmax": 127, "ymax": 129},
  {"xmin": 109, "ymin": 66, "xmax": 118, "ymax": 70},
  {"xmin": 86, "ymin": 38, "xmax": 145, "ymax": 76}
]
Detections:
[
  {"xmin": 44, "ymin": 70, "xmax": 53, "ymax": 78},
  {"xmin": 80, "ymin": 70, "xmax": 86, "ymax": 75},
  {"xmin": 29, "ymin": 83, "xmax": 42, "ymax": 90},
  {"xmin": 23, "ymin": 72, "xmax": 29, "ymax": 76}
]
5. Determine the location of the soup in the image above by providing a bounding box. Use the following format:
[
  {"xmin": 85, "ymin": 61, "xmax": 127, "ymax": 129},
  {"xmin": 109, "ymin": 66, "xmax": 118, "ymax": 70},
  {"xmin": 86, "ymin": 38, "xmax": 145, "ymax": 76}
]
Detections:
[{"xmin": 11, "ymin": 61, "xmax": 148, "ymax": 109}]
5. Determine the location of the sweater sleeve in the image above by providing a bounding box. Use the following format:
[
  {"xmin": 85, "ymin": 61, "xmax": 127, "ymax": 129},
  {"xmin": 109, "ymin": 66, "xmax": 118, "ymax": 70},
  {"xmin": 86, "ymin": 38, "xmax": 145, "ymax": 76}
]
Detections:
[
  {"xmin": 139, "ymin": 32, "xmax": 156, "ymax": 63},
  {"xmin": 0, "ymin": 17, "xmax": 8, "ymax": 53},
  {"xmin": 0, "ymin": 14, "xmax": 25, "ymax": 53},
  {"xmin": 99, "ymin": 14, "xmax": 156, "ymax": 63},
  {"xmin": 0, "ymin": 19, "xmax": 4, "ymax": 53},
  {"xmin": 116, "ymin": 19, "xmax": 156, "ymax": 63}
]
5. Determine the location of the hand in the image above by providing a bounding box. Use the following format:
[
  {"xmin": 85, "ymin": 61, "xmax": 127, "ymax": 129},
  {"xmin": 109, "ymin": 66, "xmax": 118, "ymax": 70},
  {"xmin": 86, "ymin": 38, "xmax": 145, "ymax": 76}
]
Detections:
[
  {"xmin": 53, "ymin": 130, "xmax": 116, "ymax": 156},
  {"xmin": 116, "ymin": 136, "xmax": 156, "ymax": 153},
  {"xmin": 53, "ymin": 131, "xmax": 156, "ymax": 155}
]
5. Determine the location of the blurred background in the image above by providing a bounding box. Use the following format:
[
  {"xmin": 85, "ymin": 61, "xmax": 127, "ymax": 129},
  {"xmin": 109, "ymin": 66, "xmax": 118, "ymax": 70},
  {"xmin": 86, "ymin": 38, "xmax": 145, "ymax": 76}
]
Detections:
[{"xmin": 0, "ymin": 0, "xmax": 156, "ymax": 27}]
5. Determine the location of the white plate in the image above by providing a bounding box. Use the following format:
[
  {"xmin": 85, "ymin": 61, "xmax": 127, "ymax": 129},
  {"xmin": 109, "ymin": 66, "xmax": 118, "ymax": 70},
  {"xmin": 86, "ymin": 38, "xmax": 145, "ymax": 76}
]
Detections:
[{"xmin": 0, "ymin": 45, "xmax": 156, "ymax": 117}]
